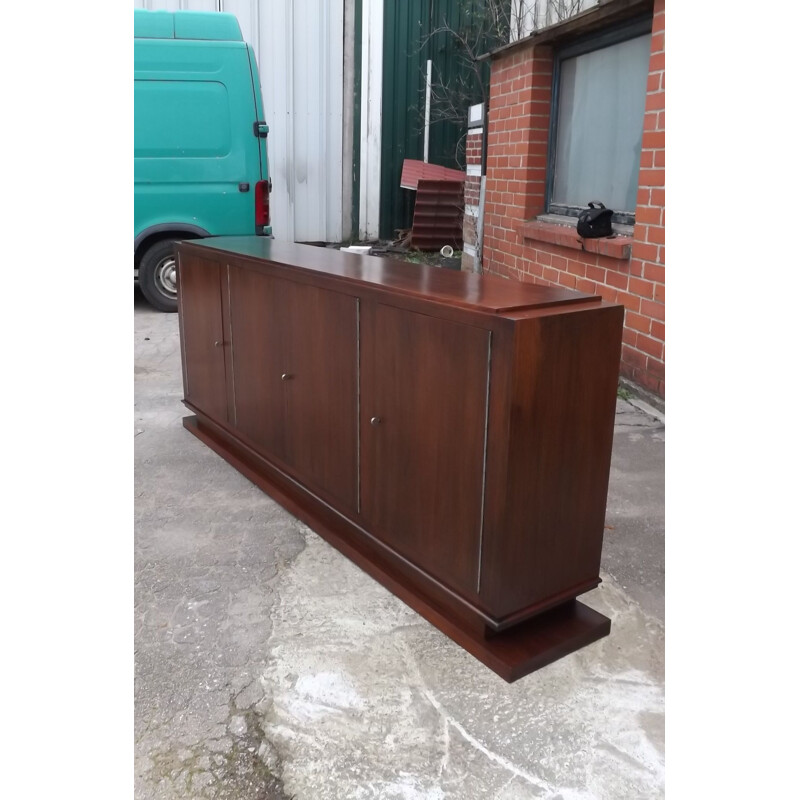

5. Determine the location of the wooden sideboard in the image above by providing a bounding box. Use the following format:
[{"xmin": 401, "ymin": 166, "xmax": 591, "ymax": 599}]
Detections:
[{"xmin": 176, "ymin": 237, "xmax": 624, "ymax": 681}]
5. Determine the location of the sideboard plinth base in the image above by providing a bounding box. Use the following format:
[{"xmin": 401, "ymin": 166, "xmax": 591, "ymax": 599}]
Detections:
[{"xmin": 183, "ymin": 414, "xmax": 610, "ymax": 682}]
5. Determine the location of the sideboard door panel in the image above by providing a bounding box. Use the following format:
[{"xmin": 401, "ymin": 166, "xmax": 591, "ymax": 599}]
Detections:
[
  {"xmin": 362, "ymin": 304, "xmax": 490, "ymax": 597},
  {"xmin": 178, "ymin": 254, "xmax": 228, "ymax": 422},
  {"xmin": 226, "ymin": 265, "xmax": 288, "ymax": 460},
  {"xmin": 283, "ymin": 283, "xmax": 358, "ymax": 510}
]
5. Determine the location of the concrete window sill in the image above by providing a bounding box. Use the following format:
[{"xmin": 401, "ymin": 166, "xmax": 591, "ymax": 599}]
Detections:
[{"xmin": 518, "ymin": 218, "xmax": 632, "ymax": 260}]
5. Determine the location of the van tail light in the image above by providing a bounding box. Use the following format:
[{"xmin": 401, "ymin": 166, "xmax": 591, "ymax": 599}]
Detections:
[{"xmin": 255, "ymin": 179, "xmax": 270, "ymax": 227}]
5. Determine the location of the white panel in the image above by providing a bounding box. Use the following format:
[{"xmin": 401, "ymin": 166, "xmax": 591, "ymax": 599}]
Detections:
[
  {"xmin": 359, "ymin": 0, "xmax": 382, "ymax": 240},
  {"xmin": 220, "ymin": 0, "xmax": 257, "ymax": 53},
  {"xmin": 142, "ymin": 0, "xmax": 184, "ymax": 10}
]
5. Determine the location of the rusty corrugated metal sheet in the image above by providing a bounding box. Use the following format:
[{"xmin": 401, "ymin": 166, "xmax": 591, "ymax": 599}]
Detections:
[
  {"xmin": 410, "ymin": 179, "xmax": 464, "ymax": 251},
  {"xmin": 400, "ymin": 159, "xmax": 466, "ymax": 190}
]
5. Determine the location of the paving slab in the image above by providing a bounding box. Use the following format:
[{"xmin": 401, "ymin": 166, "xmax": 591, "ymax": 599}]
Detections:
[{"xmin": 134, "ymin": 289, "xmax": 664, "ymax": 799}]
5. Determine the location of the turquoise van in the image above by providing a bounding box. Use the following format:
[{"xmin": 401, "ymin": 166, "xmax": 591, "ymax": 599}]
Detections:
[{"xmin": 134, "ymin": 9, "xmax": 271, "ymax": 311}]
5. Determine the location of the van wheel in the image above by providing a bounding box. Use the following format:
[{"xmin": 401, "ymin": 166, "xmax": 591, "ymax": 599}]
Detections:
[{"xmin": 139, "ymin": 239, "xmax": 180, "ymax": 312}]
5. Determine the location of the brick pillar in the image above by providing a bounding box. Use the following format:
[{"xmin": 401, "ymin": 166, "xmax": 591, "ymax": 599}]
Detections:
[
  {"xmin": 623, "ymin": 0, "xmax": 665, "ymax": 397},
  {"xmin": 461, "ymin": 103, "xmax": 485, "ymax": 273}
]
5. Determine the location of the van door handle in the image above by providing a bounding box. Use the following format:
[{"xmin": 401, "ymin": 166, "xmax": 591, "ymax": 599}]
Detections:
[{"xmin": 253, "ymin": 121, "xmax": 269, "ymax": 138}]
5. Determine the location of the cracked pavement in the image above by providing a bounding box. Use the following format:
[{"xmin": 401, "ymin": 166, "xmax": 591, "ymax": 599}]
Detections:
[{"xmin": 134, "ymin": 287, "xmax": 665, "ymax": 799}]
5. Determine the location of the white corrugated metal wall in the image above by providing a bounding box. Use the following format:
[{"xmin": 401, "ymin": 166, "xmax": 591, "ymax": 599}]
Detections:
[{"xmin": 135, "ymin": 0, "xmax": 361, "ymax": 243}]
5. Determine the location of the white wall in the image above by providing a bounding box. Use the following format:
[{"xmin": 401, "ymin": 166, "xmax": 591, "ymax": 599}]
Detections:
[{"xmin": 135, "ymin": 0, "xmax": 350, "ymax": 243}]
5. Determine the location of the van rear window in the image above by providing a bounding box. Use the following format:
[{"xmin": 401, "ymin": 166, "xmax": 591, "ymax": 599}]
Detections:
[{"xmin": 135, "ymin": 81, "xmax": 231, "ymax": 158}]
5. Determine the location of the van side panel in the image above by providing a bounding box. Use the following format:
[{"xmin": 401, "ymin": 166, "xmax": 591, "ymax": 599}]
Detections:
[{"xmin": 134, "ymin": 39, "xmax": 264, "ymax": 240}]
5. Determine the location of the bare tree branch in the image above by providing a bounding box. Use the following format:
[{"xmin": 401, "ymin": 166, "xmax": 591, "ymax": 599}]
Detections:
[{"xmin": 411, "ymin": 0, "xmax": 588, "ymax": 168}]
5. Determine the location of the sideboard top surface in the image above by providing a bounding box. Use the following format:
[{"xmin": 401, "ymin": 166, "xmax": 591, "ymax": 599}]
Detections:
[{"xmin": 180, "ymin": 237, "xmax": 600, "ymax": 314}]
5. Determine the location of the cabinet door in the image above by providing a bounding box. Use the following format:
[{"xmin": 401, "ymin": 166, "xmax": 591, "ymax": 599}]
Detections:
[
  {"xmin": 226, "ymin": 264, "xmax": 288, "ymax": 460},
  {"xmin": 283, "ymin": 283, "xmax": 358, "ymax": 511},
  {"xmin": 361, "ymin": 304, "xmax": 491, "ymax": 597},
  {"xmin": 177, "ymin": 254, "xmax": 228, "ymax": 422},
  {"xmin": 226, "ymin": 265, "xmax": 358, "ymax": 510}
]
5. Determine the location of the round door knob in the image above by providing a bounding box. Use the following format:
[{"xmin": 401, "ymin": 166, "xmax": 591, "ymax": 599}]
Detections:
[
  {"xmin": 281, "ymin": 373, "xmax": 293, "ymax": 381},
  {"xmin": 370, "ymin": 416, "xmax": 381, "ymax": 426}
]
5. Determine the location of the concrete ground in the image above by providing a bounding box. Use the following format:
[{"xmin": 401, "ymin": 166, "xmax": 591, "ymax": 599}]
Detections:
[{"xmin": 134, "ymin": 287, "xmax": 665, "ymax": 800}]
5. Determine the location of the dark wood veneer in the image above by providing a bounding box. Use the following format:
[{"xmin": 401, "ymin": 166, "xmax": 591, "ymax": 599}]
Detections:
[{"xmin": 176, "ymin": 238, "xmax": 624, "ymax": 681}]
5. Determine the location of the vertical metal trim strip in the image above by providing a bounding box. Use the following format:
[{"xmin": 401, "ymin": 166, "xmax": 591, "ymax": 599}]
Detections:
[
  {"xmin": 476, "ymin": 329, "xmax": 492, "ymax": 594},
  {"xmin": 177, "ymin": 254, "xmax": 189, "ymax": 399},
  {"xmin": 356, "ymin": 298, "xmax": 361, "ymax": 514},
  {"xmin": 226, "ymin": 264, "xmax": 238, "ymax": 426}
]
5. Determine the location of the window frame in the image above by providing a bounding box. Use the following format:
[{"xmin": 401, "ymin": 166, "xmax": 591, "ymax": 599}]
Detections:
[{"xmin": 544, "ymin": 14, "xmax": 654, "ymax": 226}]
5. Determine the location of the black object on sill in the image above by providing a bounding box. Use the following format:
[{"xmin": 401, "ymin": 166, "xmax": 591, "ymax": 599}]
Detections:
[{"xmin": 577, "ymin": 202, "xmax": 614, "ymax": 239}]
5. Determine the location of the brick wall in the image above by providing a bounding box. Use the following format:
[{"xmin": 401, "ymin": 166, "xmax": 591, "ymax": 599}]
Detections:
[
  {"xmin": 482, "ymin": 0, "xmax": 666, "ymax": 398},
  {"xmin": 461, "ymin": 108, "xmax": 485, "ymax": 273}
]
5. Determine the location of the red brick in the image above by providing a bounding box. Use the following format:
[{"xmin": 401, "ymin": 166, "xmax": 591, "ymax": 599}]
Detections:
[
  {"xmin": 597, "ymin": 284, "xmax": 617, "ymax": 304},
  {"xmin": 637, "ymin": 333, "xmax": 663, "ymax": 359},
  {"xmin": 637, "ymin": 188, "xmax": 651, "ymax": 206},
  {"xmin": 641, "ymin": 299, "xmax": 665, "ymax": 322},
  {"xmin": 647, "ymin": 225, "xmax": 665, "ymax": 245},
  {"xmin": 551, "ymin": 255, "xmax": 567, "ymax": 271},
  {"xmin": 637, "ymin": 206, "xmax": 662, "ymax": 225},
  {"xmin": 586, "ymin": 264, "xmax": 606, "ymax": 283},
  {"xmin": 606, "ymin": 269, "xmax": 629, "ymax": 291},
  {"xmin": 622, "ymin": 345, "xmax": 647, "ymax": 371},
  {"xmin": 541, "ymin": 266, "xmax": 559, "ymax": 283},
  {"xmin": 649, "ymin": 52, "xmax": 665, "ymax": 72},
  {"xmin": 639, "ymin": 370, "xmax": 662, "ymax": 395},
  {"xmin": 619, "ymin": 362, "xmax": 634, "ymax": 381},
  {"xmin": 640, "ymin": 150, "xmax": 654, "ymax": 169},
  {"xmin": 650, "ymin": 33, "xmax": 664, "ymax": 55},
  {"xmin": 642, "ymin": 131, "xmax": 665, "ymax": 150},
  {"xmin": 616, "ymin": 290, "xmax": 641, "ymax": 313},
  {"xmin": 558, "ymin": 272, "xmax": 577, "ymax": 289},
  {"xmin": 643, "ymin": 112, "xmax": 658, "ymax": 131},
  {"xmin": 622, "ymin": 326, "xmax": 637, "ymax": 347},
  {"xmin": 633, "ymin": 241, "xmax": 659, "ymax": 262},
  {"xmin": 651, "ymin": 320, "xmax": 665, "ymax": 341},
  {"xmin": 596, "ymin": 254, "xmax": 626, "ymax": 271},
  {"xmin": 646, "ymin": 356, "xmax": 665, "ymax": 381},
  {"xmin": 626, "ymin": 311, "xmax": 651, "ymax": 334},
  {"xmin": 639, "ymin": 169, "xmax": 665, "ymax": 187},
  {"xmin": 650, "ymin": 188, "xmax": 665, "ymax": 207},
  {"xmin": 644, "ymin": 92, "xmax": 664, "ymax": 113},
  {"xmin": 532, "ymin": 72, "xmax": 552, "ymax": 88},
  {"xmin": 629, "ymin": 277, "xmax": 654, "ymax": 299},
  {"xmin": 654, "ymin": 149, "xmax": 665, "ymax": 168},
  {"xmin": 654, "ymin": 283, "xmax": 665, "ymax": 304},
  {"xmin": 567, "ymin": 259, "xmax": 587, "ymax": 277}
]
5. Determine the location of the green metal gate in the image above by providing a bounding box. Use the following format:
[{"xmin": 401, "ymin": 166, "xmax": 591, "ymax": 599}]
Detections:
[{"xmin": 380, "ymin": 0, "xmax": 492, "ymax": 241}]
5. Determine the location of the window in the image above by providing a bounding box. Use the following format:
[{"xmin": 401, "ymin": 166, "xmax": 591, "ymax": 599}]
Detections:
[{"xmin": 546, "ymin": 17, "xmax": 652, "ymax": 225}]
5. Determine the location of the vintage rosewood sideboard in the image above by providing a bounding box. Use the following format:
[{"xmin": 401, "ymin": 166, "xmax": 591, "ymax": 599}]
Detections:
[{"xmin": 176, "ymin": 237, "xmax": 624, "ymax": 681}]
